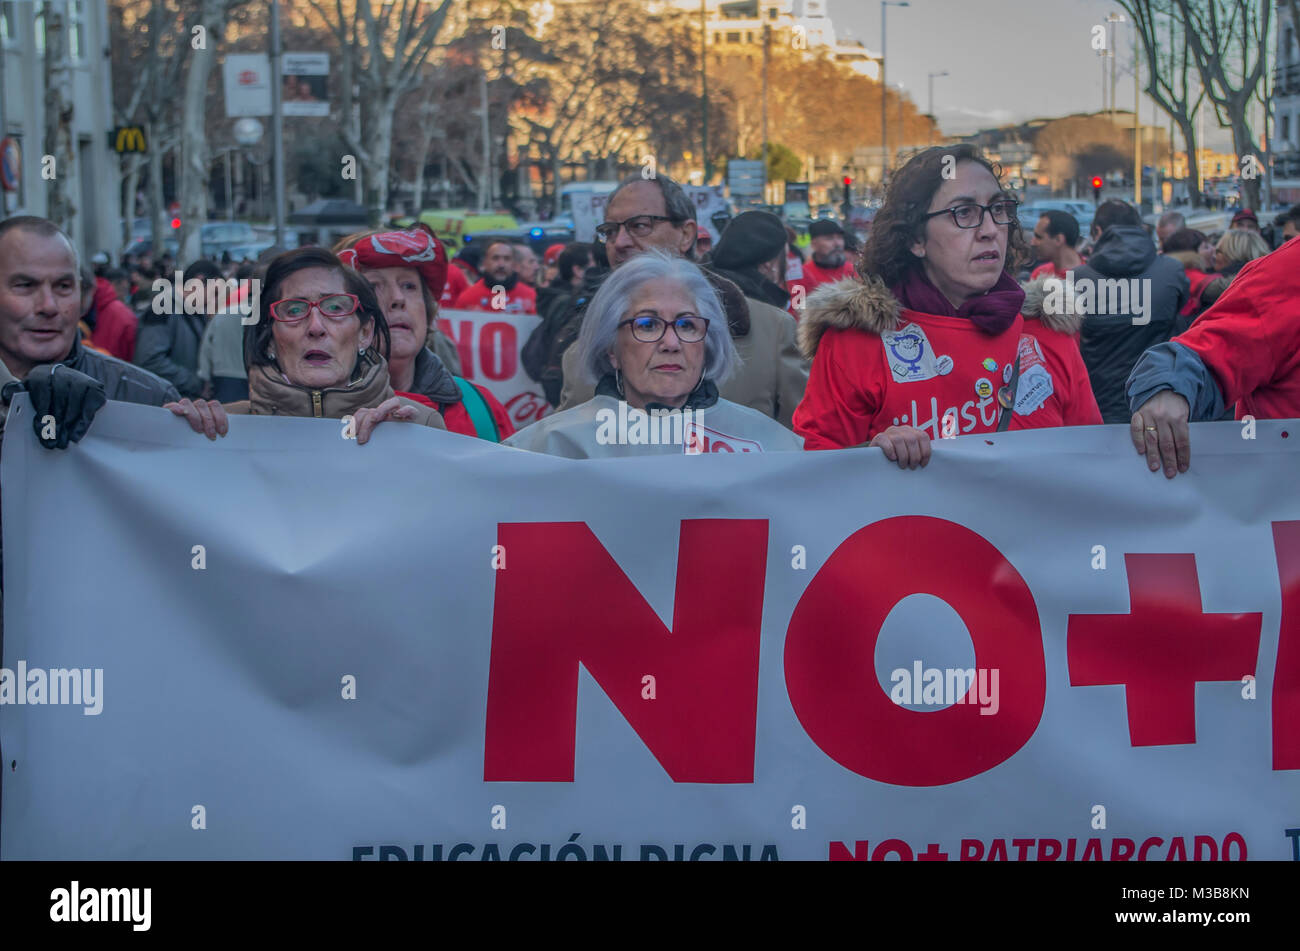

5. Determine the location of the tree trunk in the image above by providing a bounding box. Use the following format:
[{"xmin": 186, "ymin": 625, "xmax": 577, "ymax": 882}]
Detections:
[
  {"xmin": 146, "ymin": 119, "xmax": 166, "ymax": 260},
  {"xmin": 122, "ymin": 154, "xmax": 143, "ymax": 247},
  {"xmin": 178, "ymin": 1, "xmax": 224, "ymax": 264},
  {"xmin": 366, "ymin": 99, "xmax": 396, "ymax": 226},
  {"xmin": 43, "ymin": 2, "xmax": 75, "ymax": 233},
  {"xmin": 1174, "ymin": 114, "xmax": 1201, "ymax": 208}
]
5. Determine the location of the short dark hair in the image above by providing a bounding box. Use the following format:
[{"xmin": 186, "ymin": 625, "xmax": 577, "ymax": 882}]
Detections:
[
  {"xmin": 1092, "ymin": 199, "xmax": 1143, "ymax": 234},
  {"xmin": 1038, "ymin": 210, "xmax": 1079, "ymax": 247},
  {"xmin": 245, "ymin": 247, "xmax": 390, "ymax": 371},
  {"xmin": 0, "ymin": 215, "xmax": 78, "ymax": 265},
  {"xmin": 480, "ymin": 239, "xmax": 515, "ymax": 260},
  {"xmin": 183, "ymin": 259, "xmax": 223, "ymax": 284},
  {"xmin": 104, "ymin": 267, "xmax": 128, "ymax": 282},
  {"xmin": 556, "ymin": 242, "xmax": 593, "ymax": 284},
  {"xmin": 1275, "ymin": 204, "xmax": 1300, "ymax": 229},
  {"xmin": 1161, "ymin": 227, "xmax": 1207, "ymax": 254}
]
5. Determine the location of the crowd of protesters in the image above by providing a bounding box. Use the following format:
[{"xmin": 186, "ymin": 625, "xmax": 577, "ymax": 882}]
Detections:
[{"xmin": 2, "ymin": 148, "xmax": 1298, "ymax": 477}]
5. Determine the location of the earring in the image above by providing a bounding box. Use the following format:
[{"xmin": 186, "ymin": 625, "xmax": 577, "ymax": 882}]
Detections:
[{"xmin": 615, "ymin": 368, "xmax": 625, "ymax": 398}]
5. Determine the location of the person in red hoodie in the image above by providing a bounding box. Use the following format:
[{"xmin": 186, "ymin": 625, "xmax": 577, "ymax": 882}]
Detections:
[
  {"xmin": 793, "ymin": 144, "xmax": 1100, "ymax": 467},
  {"xmin": 452, "ymin": 239, "xmax": 537, "ymax": 314},
  {"xmin": 1127, "ymin": 236, "xmax": 1300, "ymax": 478},
  {"xmin": 88, "ymin": 273, "xmax": 139, "ymax": 362},
  {"xmin": 337, "ymin": 229, "xmax": 514, "ymax": 442}
]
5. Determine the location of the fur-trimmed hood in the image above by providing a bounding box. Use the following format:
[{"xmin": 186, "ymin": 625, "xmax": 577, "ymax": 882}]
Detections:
[
  {"xmin": 797, "ymin": 276, "xmax": 901, "ymax": 360},
  {"xmin": 1164, "ymin": 249, "xmax": 1207, "ymax": 274},
  {"xmin": 1019, "ymin": 275, "xmax": 1084, "ymax": 336}
]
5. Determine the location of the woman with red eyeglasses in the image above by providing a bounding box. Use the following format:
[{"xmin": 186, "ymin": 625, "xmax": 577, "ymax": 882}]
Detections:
[{"xmin": 163, "ymin": 247, "xmax": 444, "ymax": 442}]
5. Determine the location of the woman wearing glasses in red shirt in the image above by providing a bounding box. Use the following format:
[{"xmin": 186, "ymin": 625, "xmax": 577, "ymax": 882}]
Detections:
[
  {"xmin": 163, "ymin": 247, "xmax": 444, "ymax": 442},
  {"xmin": 793, "ymin": 144, "xmax": 1099, "ymax": 467}
]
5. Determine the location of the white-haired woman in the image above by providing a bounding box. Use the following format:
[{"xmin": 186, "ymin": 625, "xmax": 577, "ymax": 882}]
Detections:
[{"xmin": 504, "ymin": 250, "xmax": 802, "ymax": 457}]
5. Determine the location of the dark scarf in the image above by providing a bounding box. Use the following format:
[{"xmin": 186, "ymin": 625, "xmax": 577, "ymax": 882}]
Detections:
[
  {"xmin": 890, "ymin": 267, "xmax": 1024, "ymax": 335},
  {"xmin": 708, "ymin": 265, "xmax": 790, "ymax": 311},
  {"xmin": 409, "ymin": 346, "xmax": 461, "ymax": 405},
  {"xmin": 485, "ymin": 272, "xmax": 518, "ymax": 292},
  {"xmin": 595, "ymin": 371, "xmax": 720, "ymax": 412}
]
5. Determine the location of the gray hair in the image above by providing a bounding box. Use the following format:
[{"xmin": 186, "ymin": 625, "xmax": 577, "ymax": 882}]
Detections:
[
  {"xmin": 1158, "ymin": 210, "xmax": 1186, "ymax": 231},
  {"xmin": 606, "ymin": 172, "xmax": 697, "ymax": 230},
  {"xmin": 575, "ymin": 248, "xmax": 738, "ymax": 387}
]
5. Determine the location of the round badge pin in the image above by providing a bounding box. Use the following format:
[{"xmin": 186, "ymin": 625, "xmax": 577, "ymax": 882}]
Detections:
[
  {"xmin": 998, "ymin": 385, "xmax": 1015, "ymax": 409},
  {"xmin": 982, "ymin": 357, "xmax": 998, "ymax": 372},
  {"xmin": 1002, "ymin": 362, "xmax": 1013, "ymax": 384},
  {"xmin": 974, "ymin": 377, "xmax": 993, "ymax": 399},
  {"xmin": 935, "ymin": 354, "xmax": 954, "ymax": 375}
]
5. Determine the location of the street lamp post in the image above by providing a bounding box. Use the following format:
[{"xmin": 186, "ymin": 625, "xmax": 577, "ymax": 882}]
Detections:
[
  {"xmin": 1106, "ymin": 12, "xmax": 1126, "ymax": 121},
  {"xmin": 927, "ymin": 70, "xmax": 949, "ymax": 146},
  {"xmin": 880, "ymin": 1, "xmax": 909, "ymax": 189}
]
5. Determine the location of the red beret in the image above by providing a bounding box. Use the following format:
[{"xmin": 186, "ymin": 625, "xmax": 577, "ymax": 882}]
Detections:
[{"xmin": 337, "ymin": 229, "xmax": 448, "ymax": 299}]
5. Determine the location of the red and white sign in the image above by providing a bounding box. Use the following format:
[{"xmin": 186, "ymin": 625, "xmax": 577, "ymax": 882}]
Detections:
[{"xmin": 438, "ymin": 308, "xmax": 552, "ymax": 430}]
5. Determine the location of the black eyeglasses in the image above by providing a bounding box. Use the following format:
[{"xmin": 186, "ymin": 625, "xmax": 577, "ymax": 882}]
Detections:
[
  {"xmin": 923, "ymin": 199, "xmax": 1019, "ymax": 230},
  {"xmin": 618, "ymin": 314, "xmax": 710, "ymax": 343},
  {"xmin": 595, "ymin": 215, "xmax": 679, "ymax": 243}
]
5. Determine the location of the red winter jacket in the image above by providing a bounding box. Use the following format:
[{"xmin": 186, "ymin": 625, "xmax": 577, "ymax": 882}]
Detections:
[
  {"xmin": 397, "ymin": 381, "xmax": 516, "ymax": 442},
  {"xmin": 792, "ymin": 277, "xmax": 1100, "ymax": 449},
  {"xmin": 90, "ymin": 278, "xmax": 139, "ymax": 363},
  {"xmin": 1173, "ymin": 238, "xmax": 1300, "ymax": 420}
]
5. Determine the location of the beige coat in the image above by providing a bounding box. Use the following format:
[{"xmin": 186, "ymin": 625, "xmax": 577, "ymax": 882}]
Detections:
[
  {"xmin": 226, "ymin": 351, "xmax": 445, "ymax": 428},
  {"xmin": 558, "ymin": 295, "xmax": 809, "ymax": 428}
]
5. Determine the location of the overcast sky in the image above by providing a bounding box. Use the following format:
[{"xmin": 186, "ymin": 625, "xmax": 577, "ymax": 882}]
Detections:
[{"xmin": 826, "ymin": 0, "xmax": 1247, "ymax": 149}]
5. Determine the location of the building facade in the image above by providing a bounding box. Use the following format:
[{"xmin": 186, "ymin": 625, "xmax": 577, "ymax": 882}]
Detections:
[
  {"xmin": 667, "ymin": 0, "xmax": 879, "ymax": 79},
  {"xmin": 1273, "ymin": 0, "xmax": 1300, "ymax": 200},
  {"xmin": 0, "ymin": 1, "xmax": 121, "ymax": 258}
]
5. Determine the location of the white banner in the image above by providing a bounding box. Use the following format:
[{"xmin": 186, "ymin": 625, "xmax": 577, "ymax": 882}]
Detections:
[
  {"xmin": 2, "ymin": 401, "xmax": 1298, "ymax": 860},
  {"xmin": 222, "ymin": 54, "xmax": 272, "ymax": 118},
  {"xmin": 569, "ymin": 190, "xmax": 608, "ymax": 243},
  {"xmin": 437, "ymin": 308, "xmax": 552, "ymax": 431},
  {"xmin": 683, "ymin": 185, "xmax": 729, "ymax": 228},
  {"xmin": 281, "ymin": 52, "xmax": 329, "ymax": 118}
]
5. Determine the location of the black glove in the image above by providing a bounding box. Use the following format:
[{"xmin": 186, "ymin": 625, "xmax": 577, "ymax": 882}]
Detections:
[{"xmin": 2, "ymin": 364, "xmax": 108, "ymax": 450}]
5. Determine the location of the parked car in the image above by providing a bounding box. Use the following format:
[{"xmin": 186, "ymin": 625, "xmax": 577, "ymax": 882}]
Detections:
[
  {"xmin": 1017, "ymin": 200, "xmax": 1095, "ymax": 236},
  {"xmin": 199, "ymin": 221, "xmax": 258, "ymax": 259}
]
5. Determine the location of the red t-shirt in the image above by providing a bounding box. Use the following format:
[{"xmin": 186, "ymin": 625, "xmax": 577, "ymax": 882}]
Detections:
[
  {"xmin": 440, "ymin": 264, "xmax": 469, "ymax": 307},
  {"xmin": 1173, "ymin": 238, "xmax": 1300, "ymax": 420},
  {"xmin": 1030, "ymin": 261, "xmax": 1067, "ymax": 281},
  {"xmin": 452, "ymin": 279, "xmax": 537, "ymax": 315},
  {"xmin": 793, "ymin": 309, "xmax": 1099, "ymax": 449}
]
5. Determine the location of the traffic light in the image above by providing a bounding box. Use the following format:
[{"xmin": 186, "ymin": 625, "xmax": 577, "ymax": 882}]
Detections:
[
  {"xmin": 170, "ymin": 217, "xmax": 181, "ymax": 229},
  {"xmin": 842, "ymin": 176, "xmax": 852, "ymax": 213},
  {"xmin": 1091, "ymin": 176, "xmax": 1103, "ymax": 205}
]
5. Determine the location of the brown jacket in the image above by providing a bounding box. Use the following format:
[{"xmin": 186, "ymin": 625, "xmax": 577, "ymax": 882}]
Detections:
[
  {"xmin": 226, "ymin": 351, "xmax": 445, "ymax": 428},
  {"xmin": 558, "ymin": 282, "xmax": 809, "ymax": 428}
]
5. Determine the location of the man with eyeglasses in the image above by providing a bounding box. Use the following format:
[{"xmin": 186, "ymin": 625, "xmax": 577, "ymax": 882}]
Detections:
[
  {"xmin": 546, "ymin": 173, "xmax": 807, "ymax": 428},
  {"xmin": 1070, "ymin": 199, "xmax": 1189, "ymax": 423}
]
